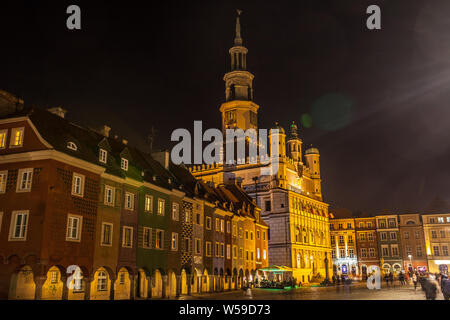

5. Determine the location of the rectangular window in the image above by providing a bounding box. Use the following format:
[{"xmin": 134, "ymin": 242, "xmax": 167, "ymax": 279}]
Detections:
[
  {"xmin": 361, "ymin": 248, "xmax": 367, "ymax": 257},
  {"xmin": 263, "ymin": 231, "xmax": 266, "ymax": 241},
  {"xmin": 99, "ymin": 149, "xmax": 108, "ymax": 163},
  {"xmin": 0, "ymin": 129, "xmax": 7, "ymax": 149},
  {"xmin": 17, "ymin": 168, "xmax": 33, "ymax": 192},
  {"xmin": 122, "ymin": 227, "xmax": 133, "ymax": 248},
  {"xmin": 433, "ymin": 246, "xmax": 440, "ymax": 256},
  {"xmin": 184, "ymin": 238, "xmax": 190, "ymax": 252},
  {"xmin": 391, "ymin": 245, "xmax": 399, "ymax": 256},
  {"xmin": 66, "ymin": 215, "xmax": 82, "ymax": 241},
  {"xmin": 51, "ymin": 270, "xmax": 58, "ymax": 284},
  {"xmin": 265, "ymin": 200, "xmax": 271, "ymax": 211},
  {"xmin": 348, "ymin": 235, "xmax": 353, "ymax": 243},
  {"xmin": 416, "ymin": 246, "xmax": 422, "ymax": 257},
  {"xmin": 347, "ymin": 223, "xmax": 352, "ymax": 229},
  {"xmin": 215, "ymin": 218, "xmax": 220, "ymax": 231},
  {"xmin": 332, "ymin": 250, "xmax": 336, "ymax": 258},
  {"xmin": 104, "ymin": 186, "xmax": 115, "ymax": 206},
  {"xmin": 360, "ymin": 233, "xmax": 366, "ymax": 241},
  {"xmin": 246, "ymin": 250, "xmax": 249, "ymax": 261},
  {"xmin": 157, "ymin": 198, "xmax": 165, "ymax": 215},
  {"xmin": 220, "ymin": 243, "xmax": 224, "ymax": 257},
  {"xmin": 382, "ymin": 246, "xmax": 389, "ymax": 257},
  {"xmin": 121, "ymin": 158, "xmax": 128, "ymax": 171},
  {"xmin": 125, "ymin": 192, "xmax": 134, "ymax": 210},
  {"xmin": 251, "ymin": 251, "xmax": 254, "ymax": 261},
  {"xmin": 415, "ymin": 231, "xmax": 420, "ymax": 239},
  {"xmin": 0, "ymin": 170, "xmax": 7, "ymax": 193},
  {"xmin": 233, "ymin": 224, "xmax": 237, "ymax": 237},
  {"xmin": 172, "ymin": 203, "xmax": 179, "ymax": 221},
  {"xmin": 10, "ymin": 127, "xmax": 24, "ymax": 147},
  {"xmin": 144, "ymin": 195, "xmax": 153, "ymax": 212},
  {"xmin": 101, "ymin": 223, "xmax": 113, "ymax": 246},
  {"xmin": 406, "ymin": 246, "xmax": 412, "ymax": 256},
  {"xmin": 388, "ymin": 219, "xmax": 396, "ymax": 228},
  {"xmin": 156, "ymin": 229, "xmax": 164, "ymax": 249},
  {"xmin": 440, "ymin": 230, "xmax": 446, "ymax": 238},
  {"xmin": 381, "ymin": 232, "xmax": 387, "ymax": 240},
  {"xmin": 220, "ymin": 220, "xmax": 224, "ymax": 232},
  {"xmin": 430, "ymin": 218, "xmax": 435, "ymax": 224},
  {"xmin": 256, "ymin": 230, "xmax": 260, "ymax": 239},
  {"xmin": 245, "ymin": 230, "xmax": 249, "ymax": 240},
  {"xmin": 97, "ymin": 272, "xmax": 107, "ymax": 291},
  {"xmin": 206, "ymin": 241, "xmax": 212, "ymax": 257},
  {"xmin": 379, "ymin": 220, "xmax": 386, "ymax": 228},
  {"xmin": 263, "ymin": 249, "xmax": 267, "ymax": 260},
  {"xmin": 119, "ymin": 273, "xmax": 125, "ymax": 285},
  {"xmin": 227, "ymin": 221, "xmax": 231, "ymax": 233},
  {"xmin": 442, "ymin": 246, "xmax": 448, "ymax": 256},
  {"xmin": 431, "ymin": 230, "xmax": 437, "ymax": 239},
  {"xmin": 257, "ymin": 248, "xmax": 260, "ymax": 260},
  {"xmin": 185, "ymin": 208, "xmax": 191, "ymax": 223},
  {"xmin": 367, "ymin": 222, "xmax": 372, "ymax": 228},
  {"xmin": 438, "ymin": 217, "xmax": 444, "ymax": 223},
  {"xmin": 227, "ymin": 245, "xmax": 231, "ymax": 259},
  {"xmin": 404, "ymin": 231, "xmax": 409, "ymax": 239},
  {"xmin": 171, "ymin": 232, "xmax": 178, "ymax": 251},
  {"xmin": 368, "ymin": 233, "xmax": 374, "ymax": 241},
  {"xmin": 390, "ymin": 232, "xmax": 397, "ymax": 240},
  {"xmin": 195, "ymin": 238, "xmax": 201, "ymax": 255},
  {"xmin": 71, "ymin": 173, "xmax": 85, "ymax": 197},
  {"xmin": 143, "ymin": 227, "xmax": 151, "ymax": 248},
  {"xmin": 206, "ymin": 217, "xmax": 212, "ymax": 230},
  {"xmin": 233, "ymin": 245, "xmax": 237, "ymax": 259},
  {"xmin": 340, "ymin": 249, "xmax": 345, "ymax": 258},
  {"xmin": 9, "ymin": 211, "xmax": 29, "ymax": 241},
  {"xmin": 215, "ymin": 242, "xmax": 219, "ymax": 257},
  {"xmin": 369, "ymin": 248, "xmax": 375, "ymax": 257},
  {"xmin": 196, "ymin": 213, "xmax": 201, "ymax": 225},
  {"xmin": 348, "ymin": 249, "xmax": 354, "ymax": 258},
  {"xmin": 239, "ymin": 248, "xmax": 243, "ymax": 259},
  {"xmin": 338, "ymin": 224, "xmax": 343, "ymax": 230}
]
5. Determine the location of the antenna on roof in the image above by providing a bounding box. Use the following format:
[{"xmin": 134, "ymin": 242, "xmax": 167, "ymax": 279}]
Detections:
[{"xmin": 147, "ymin": 126, "xmax": 157, "ymax": 153}]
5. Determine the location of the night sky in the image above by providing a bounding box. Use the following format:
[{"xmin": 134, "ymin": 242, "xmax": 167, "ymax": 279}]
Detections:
[{"xmin": 1, "ymin": 0, "xmax": 449, "ymax": 214}]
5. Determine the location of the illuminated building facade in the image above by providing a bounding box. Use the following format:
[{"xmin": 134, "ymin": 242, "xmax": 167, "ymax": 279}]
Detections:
[
  {"xmin": 0, "ymin": 91, "xmax": 268, "ymax": 299},
  {"xmin": 330, "ymin": 218, "xmax": 358, "ymax": 277},
  {"xmin": 423, "ymin": 213, "xmax": 450, "ymax": 274},
  {"xmin": 354, "ymin": 217, "xmax": 379, "ymax": 279},
  {"xmin": 191, "ymin": 12, "xmax": 332, "ymax": 284},
  {"xmin": 376, "ymin": 215, "xmax": 403, "ymax": 274},
  {"xmin": 398, "ymin": 214, "xmax": 428, "ymax": 273}
]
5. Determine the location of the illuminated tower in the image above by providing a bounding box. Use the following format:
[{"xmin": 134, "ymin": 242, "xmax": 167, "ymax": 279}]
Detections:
[
  {"xmin": 287, "ymin": 121, "xmax": 303, "ymax": 164},
  {"xmin": 269, "ymin": 122, "xmax": 287, "ymax": 188},
  {"xmin": 305, "ymin": 146, "xmax": 322, "ymax": 199},
  {"xmin": 220, "ymin": 10, "xmax": 260, "ymax": 134}
]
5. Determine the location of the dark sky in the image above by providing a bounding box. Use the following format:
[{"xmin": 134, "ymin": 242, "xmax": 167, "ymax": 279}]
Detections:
[{"xmin": 1, "ymin": 0, "xmax": 449, "ymax": 214}]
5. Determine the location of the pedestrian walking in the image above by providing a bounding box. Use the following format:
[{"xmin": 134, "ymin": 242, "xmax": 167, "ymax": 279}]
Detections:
[
  {"xmin": 412, "ymin": 273, "xmax": 418, "ymax": 291},
  {"xmin": 425, "ymin": 278, "xmax": 438, "ymax": 300},
  {"xmin": 384, "ymin": 273, "xmax": 389, "ymax": 287},
  {"xmin": 389, "ymin": 272, "xmax": 394, "ymax": 287}
]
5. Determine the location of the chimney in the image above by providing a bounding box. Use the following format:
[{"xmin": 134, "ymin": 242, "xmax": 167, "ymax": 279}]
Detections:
[
  {"xmin": 100, "ymin": 125, "xmax": 111, "ymax": 137},
  {"xmin": 47, "ymin": 107, "xmax": 67, "ymax": 118},
  {"xmin": 152, "ymin": 150, "xmax": 170, "ymax": 169}
]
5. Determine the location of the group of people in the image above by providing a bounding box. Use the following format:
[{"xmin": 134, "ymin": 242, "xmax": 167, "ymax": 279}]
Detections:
[{"xmin": 417, "ymin": 272, "xmax": 450, "ymax": 300}]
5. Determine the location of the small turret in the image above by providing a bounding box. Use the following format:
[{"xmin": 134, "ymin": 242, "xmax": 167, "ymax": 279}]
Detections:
[
  {"xmin": 305, "ymin": 145, "xmax": 321, "ymax": 198},
  {"xmin": 287, "ymin": 121, "xmax": 302, "ymax": 163}
]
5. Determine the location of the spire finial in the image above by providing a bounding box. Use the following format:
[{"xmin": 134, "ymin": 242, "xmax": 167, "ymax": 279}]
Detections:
[{"xmin": 234, "ymin": 9, "xmax": 243, "ymax": 46}]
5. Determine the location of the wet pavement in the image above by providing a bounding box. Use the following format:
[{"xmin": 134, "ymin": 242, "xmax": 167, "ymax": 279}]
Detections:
[{"xmin": 179, "ymin": 282, "xmax": 447, "ymax": 300}]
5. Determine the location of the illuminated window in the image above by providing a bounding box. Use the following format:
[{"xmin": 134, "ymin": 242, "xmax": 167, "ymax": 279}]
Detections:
[
  {"xmin": 369, "ymin": 248, "xmax": 375, "ymax": 257},
  {"xmin": 51, "ymin": 270, "xmax": 58, "ymax": 284},
  {"xmin": 233, "ymin": 245, "xmax": 237, "ymax": 259},
  {"xmin": 144, "ymin": 195, "xmax": 153, "ymax": 212},
  {"xmin": 250, "ymin": 231, "xmax": 254, "ymax": 240},
  {"xmin": 215, "ymin": 218, "xmax": 220, "ymax": 231},
  {"xmin": 121, "ymin": 158, "xmax": 128, "ymax": 171},
  {"xmin": 233, "ymin": 224, "xmax": 237, "ymax": 237},
  {"xmin": 220, "ymin": 219, "xmax": 224, "ymax": 232},
  {"xmin": 257, "ymin": 248, "xmax": 260, "ymax": 260},
  {"xmin": 157, "ymin": 198, "xmax": 165, "ymax": 215},
  {"xmin": 10, "ymin": 127, "xmax": 24, "ymax": 147},
  {"xmin": 104, "ymin": 186, "xmax": 114, "ymax": 205},
  {"xmin": 433, "ymin": 246, "xmax": 440, "ymax": 256},
  {"xmin": 438, "ymin": 217, "xmax": 444, "ymax": 223},
  {"xmin": 67, "ymin": 141, "xmax": 77, "ymax": 151},
  {"xmin": 72, "ymin": 173, "xmax": 84, "ymax": 197},
  {"xmin": 0, "ymin": 170, "xmax": 7, "ymax": 193},
  {"xmin": 348, "ymin": 249, "xmax": 354, "ymax": 258},
  {"xmin": 17, "ymin": 168, "xmax": 33, "ymax": 192},
  {"xmin": 125, "ymin": 192, "xmax": 134, "ymax": 210},
  {"xmin": 368, "ymin": 233, "xmax": 374, "ymax": 241},
  {"xmin": 361, "ymin": 248, "xmax": 367, "ymax": 257},
  {"xmin": 0, "ymin": 129, "xmax": 7, "ymax": 148},
  {"xmin": 9, "ymin": 211, "xmax": 29, "ymax": 241},
  {"xmin": 171, "ymin": 232, "xmax": 178, "ymax": 251},
  {"xmin": 97, "ymin": 271, "xmax": 107, "ymax": 291},
  {"xmin": 227, "ymin": 245, "xmax": 231, "ymax": 259},
  {"xmin": 263, "ymin": 249, "xmax": 267, "ymax": 260},
  {"xmin": 360, "ymin": 233, "xmax": 366, "ymax": 241},
  {"xmin": 101, "ymin": 223, "xmax": 113, "ymax": 246},
  {"xmin": 442, "ymin": 246, "xmax": 448, "ymax": 256},
  {"xmin": 66, "ymin": 215, "xmax": 82, "ymax": 241},
  {"xmin": 99, "ymin": 149, "xmax": 107, "ymax": 163},
  {"xmin": 119, "ymin": 272, "xmax": 125, "ymax": 285},
  {"xmin": 256, "ymin": 230, "xmax": 260, "ymax": 239},
  {"xmin": 143, "ymin": 227, "xmax": 151, "ymax": 248}
]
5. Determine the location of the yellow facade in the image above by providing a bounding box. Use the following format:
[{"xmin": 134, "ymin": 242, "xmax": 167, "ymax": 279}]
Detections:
[{"xmin": 423, "ymin": 213, "xmax": 450, "ymax": 273}]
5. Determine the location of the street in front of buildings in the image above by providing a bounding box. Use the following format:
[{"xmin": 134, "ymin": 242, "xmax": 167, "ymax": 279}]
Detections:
[{"xmin": 179, "ymin": 282, "xmax": 446, "ymax": 300}]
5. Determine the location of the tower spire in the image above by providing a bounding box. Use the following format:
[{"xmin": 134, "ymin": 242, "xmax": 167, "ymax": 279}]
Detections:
[{"xmin": 234, "ymin": 9, "xmax": 243, "ymax": 46}]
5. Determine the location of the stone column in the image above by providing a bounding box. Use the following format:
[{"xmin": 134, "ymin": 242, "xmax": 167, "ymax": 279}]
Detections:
[
  {"xmin": 84, "ymin": 276, "xmax": 92, "ymax": 300},
  {"xmin": 198, "ymin": 276, "xmax": 203, "ymax": 294},
  {"xmin": 61, "ymin": 276, "xmax": 68, "ymax": 300},
  {"xmin": 129, "ymin": 274, "xmax": 136, "ymax": 300},
  {"xmin": 176, "ymin": 275, "xmax": 182, "ymax": 297},
  {"xmin": 109, "ymin": 278, "xmax": 116, "ymax": 300},
  {"xmin": 162, "ymin": 275, "xmax": 168, "ymax": 299},
  {"xmin": 187, "ymin": 274, "xmax": 191, "ymax": 295},
  {"xmin": 34, "ymin": 276, "xmax": 46, "ymax": 300},
  {"xmin": 146, "ymin": 276, "xmax": 152, "ymax": 299}
]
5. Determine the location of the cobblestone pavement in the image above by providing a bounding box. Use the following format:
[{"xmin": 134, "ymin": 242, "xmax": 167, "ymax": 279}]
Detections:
[{"xmin": 179, "ymin": 282, "xmax": 447, "ymax": 300}]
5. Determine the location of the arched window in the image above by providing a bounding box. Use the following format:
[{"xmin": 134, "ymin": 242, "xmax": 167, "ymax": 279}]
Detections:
[
  {"xmin": 97, "ymin": 271, "xmax": 108, "ymax": 291},
  {"xmin": 303, "ymin": 228, "xmax": 308, "ymax": 243},
  {"xmin": 67, "ymin": 141, "xmax": 77, "ymax": 151}
]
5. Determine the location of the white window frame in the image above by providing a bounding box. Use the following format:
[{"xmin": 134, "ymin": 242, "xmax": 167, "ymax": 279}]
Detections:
[
  {"xmin": 10, "ymin": 127, "xmax": 24, "ymax": 148},
  {"xmin": 233, "ymin": 245, "xmax": 237, "ymax": 259},
  {"xmin": 391, "ymin": 245, "xmax": 399, "ymax": 256},
  {"xmin": 99, "ymin": 149, "xmax": 108, "ymax": 163},
  {"xmin": 16, "ymin": 168, "xmax": 33, "ymax": 192},
  {"xmin": 121, "ymin": 158, "xmax": 129, "ymax": 171},
  {"xmin": 71, "ymin": 173, "xmax": 85, "ymax": 197},
  {"xmin": 144, "ymin": 195, "xmax": 153, "ymax": 212},
  {"xmin": 0, "ymin": 129, "xmax": 7, "ymax": 149},
  {"xmin": 97, "ymin": 271, "xmax": 108, "ymax": 291},
  {"xmin": 172, "ymin": 203, "xmax": 179, "ymax": 221},
  {"xmin": 100, "ymin": 222, "xmax": 113, "ymax": 246},
  {"xmin": 157, "ymin": 198, "xmax": 165, "ymax": 216},
  {"xmin": 122, "ymin": 226, "xmax": 133, "ymax": 248},
  {"xmin": 369, "ymin": 248, "xmax": 375, "ymax": 257},
  {"xmin": 0, "ymin": 170, "xmax": 7, "ymax": 194},
  {"xmin": 124, "ymin": 192, "xmax": 134, "ymax": 211},
  {"xmin": 256, "ymin": 247, "xmax": 260, "ymax": 260},
  {"xmin": 361, "ymin": 248, "xmax": 367, "ymax": 257},
  {"xmin": 227, "ymin": 244, "xmax": 231, "ymax": 259},
  {"xmin": 206, "ymin": 241, "xmax": 212, "ymax": 257},
  {"xmin": 220, "ymin": 219, "xmax": 224, "ymax": 233},
  {"xmin": 143, "ymin": 227, "xmax": 152, "ymax": 248},
  {"xmin": 8, "ymin": 210, "xmax": 29, "ymax": 241},
  {"xmin": 104, "ymin": 185, "xmax": 115, "ymax": 206},
  {"xmin": 171, "ymin": 232, "xmax": 178, "ymax": 251},
  {"xmin": 66, "ymin": 214, "xmax": 82, "ymax": 242}
]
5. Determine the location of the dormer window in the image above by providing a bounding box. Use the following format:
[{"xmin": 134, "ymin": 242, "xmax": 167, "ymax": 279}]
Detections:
[
  {"xmin": 67, "ymin": 141, "xmax": 77, "ymax": 151},
  {"xmin": 121, "ymin": 158, "xmax": 128, "ymax": 171},
  {"xmin": 10, "ymin": 127, "xmax": 24, "ymax": 147},
  {"xmin": 99, "ymin": 149, "xmax": 107, "ymax": 164}
]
